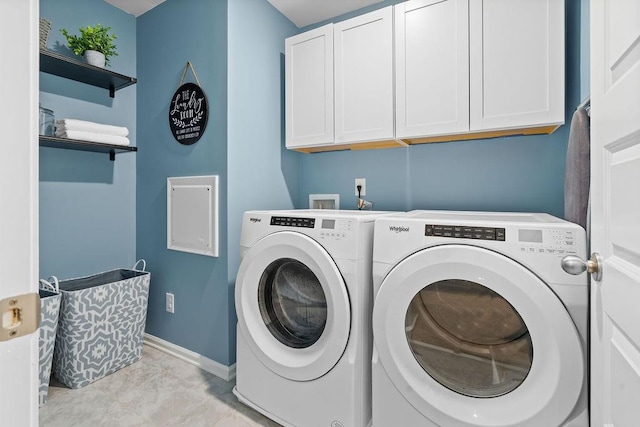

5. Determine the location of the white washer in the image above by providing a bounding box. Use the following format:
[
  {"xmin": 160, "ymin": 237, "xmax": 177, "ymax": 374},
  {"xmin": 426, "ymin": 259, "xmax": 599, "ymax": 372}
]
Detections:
[
  {"xmin": 234, "ymin": 209, "xmax": 392, "ymax": 427},
  {"xmin": 372, "ymin": 211, "xmax": 588, "ymax": 427}
]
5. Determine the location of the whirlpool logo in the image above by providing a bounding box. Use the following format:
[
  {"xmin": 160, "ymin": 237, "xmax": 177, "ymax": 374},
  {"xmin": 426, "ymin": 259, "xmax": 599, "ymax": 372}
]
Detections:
[
  {"xmin": 249, "ymin": 217, "xmax": 261, "ymax": 223},
  {"xmin": 389, "ymin": 225, "xmax": 410, "ymax": 233}
]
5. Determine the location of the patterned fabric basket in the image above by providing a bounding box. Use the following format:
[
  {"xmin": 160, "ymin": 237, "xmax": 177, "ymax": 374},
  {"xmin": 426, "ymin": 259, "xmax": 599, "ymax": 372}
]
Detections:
[
  {"xmin": 53, "ymin": 260, "xmax": 150, "ymax": 389},
  {"xmin": 39, "ymin": 17, "xmax": 52, "ymax": 50},
  {"xmin": 39, "ymin": 277, "xmax": 61, "ymax": 406}
]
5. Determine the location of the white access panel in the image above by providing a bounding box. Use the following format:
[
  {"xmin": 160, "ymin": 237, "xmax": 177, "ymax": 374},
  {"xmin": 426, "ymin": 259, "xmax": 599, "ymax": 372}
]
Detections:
[{"xmin": 167, "ymin": 175, "xmax": 219, "ymax": 257}]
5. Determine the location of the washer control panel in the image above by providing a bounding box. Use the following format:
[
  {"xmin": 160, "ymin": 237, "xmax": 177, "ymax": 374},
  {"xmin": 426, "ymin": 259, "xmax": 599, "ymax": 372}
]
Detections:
[
  {"xmin": 270, "ymin": 216, "xmax": 354, "ymax": 240},
  {"xmin": 425, "ymin": 224, "xmax": 506, "ymax": 241},
  {"xmin": 271, "ymin": 216, "xmax": 315, "ymax": 228},
  {"xmin": 517, "ymin": 228, "xmax": 578, "ymax": 255}
]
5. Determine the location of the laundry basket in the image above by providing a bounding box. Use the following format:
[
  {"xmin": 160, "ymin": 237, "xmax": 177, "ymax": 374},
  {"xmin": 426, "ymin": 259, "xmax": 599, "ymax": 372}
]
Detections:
[
  {"xmin": 38, "ymin": 277, "xmax": 61, "ymax": 406},
  {"xmin": 53, "ymin": 260, "xmax": 150, "ymax": 389}
]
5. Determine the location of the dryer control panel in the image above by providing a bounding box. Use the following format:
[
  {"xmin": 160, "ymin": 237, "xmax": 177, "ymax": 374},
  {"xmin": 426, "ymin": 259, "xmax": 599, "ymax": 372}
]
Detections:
[
  {"xmin": 517, "ymin": 228, "xmax": 579, "ymax": 255},
  {"xmin": 425, "ymin": 224, "xmax": 506, "ymax": 241}
]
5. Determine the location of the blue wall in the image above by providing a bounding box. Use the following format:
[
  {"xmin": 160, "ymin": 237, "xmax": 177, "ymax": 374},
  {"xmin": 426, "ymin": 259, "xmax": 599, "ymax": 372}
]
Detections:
[
  {"xmin": 39, "ymin": 0, "xmax": 137, "ymax": 278},
  {"xmin": 580, "ymin": 0, "xmax": 590, "ymax": 100},
  {"xmin": 299, "ymin": 0, "xmax": 582, "ymax": 218},
  {"xmin": 227, "ymin": 0, "xmax": 300, "ymax": 345},
  {"xmin": 137, "ymin": 0, "xmax": 231, "ymax": 365},
  {"xmin": 38, "ymin": 0, "xmax": 589, "ymax": 370}
]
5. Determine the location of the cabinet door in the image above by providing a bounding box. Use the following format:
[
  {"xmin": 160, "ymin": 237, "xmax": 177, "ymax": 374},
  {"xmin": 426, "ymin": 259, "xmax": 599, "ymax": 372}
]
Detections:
[
  {"xmin": 285, "ymin": 24, "xmax": 334, "ymax": 149},
  {"xmin": 334, "ymin": 7, "xmax": 394, "ymax": 144},
  {"xmin": 395, "ymin": 0, "xmax": 469, "ymax": 139},
  {"xmin": 469, "ymin": 0, "xmax": 564, "ymax": 132}
]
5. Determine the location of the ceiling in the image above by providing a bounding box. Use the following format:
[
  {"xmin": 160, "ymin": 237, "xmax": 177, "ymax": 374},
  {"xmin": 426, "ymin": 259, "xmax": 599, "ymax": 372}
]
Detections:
[
  {"xmin": 266, "ymin": 0, "xmax": 383, "ymax": 28},
  {"xmin": 104, "ymin": 0, "xmax": 382, "ymax": 27},
  {"xmin": 104, "ymin": 0, "xmax": 166, "ymax": 17}
]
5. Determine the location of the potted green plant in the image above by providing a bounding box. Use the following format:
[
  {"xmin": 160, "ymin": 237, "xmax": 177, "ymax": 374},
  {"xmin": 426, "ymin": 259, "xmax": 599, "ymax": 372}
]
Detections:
[{"xmin": 60, "ymin": 23, "xmax": 118, "ymax": 67}]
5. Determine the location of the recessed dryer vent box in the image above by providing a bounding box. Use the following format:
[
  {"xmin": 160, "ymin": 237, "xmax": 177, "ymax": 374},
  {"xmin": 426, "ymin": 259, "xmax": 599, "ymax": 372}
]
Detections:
[
  {"xmin": 309, "ymin": 194, "xmax": 340, "ymax": 210},
  {"xmin": 167, "ymin": 175, "xmax": 219, "ymax": 257}
]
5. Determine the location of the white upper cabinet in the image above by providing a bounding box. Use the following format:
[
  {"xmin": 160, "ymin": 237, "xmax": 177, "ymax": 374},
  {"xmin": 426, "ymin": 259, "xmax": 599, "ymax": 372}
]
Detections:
[
  {"xmin": 334, "ymin": 7, "xmax": 395, "ymax": 144},
  {"xmin": 285, "ymin": 24, "xmax": 334, "ymax": 149},
  {"xmin": 284, "ymin": 0, "xmax": 565, "ymax": 151},
  {"xmin": 395, "ymin": 0, "xmax": 469, "ymax": 139},
  {"xmin": 469, "ymin": 0, "xmax": 565, "ymax": 132}
]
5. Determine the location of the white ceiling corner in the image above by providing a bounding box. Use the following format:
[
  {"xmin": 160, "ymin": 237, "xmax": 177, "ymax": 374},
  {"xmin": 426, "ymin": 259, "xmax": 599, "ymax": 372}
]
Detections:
[
  {"xmin": 104, "ymin": 0, "xmax": 382, "ymax": 25},
  {"xmin": 267, "ymin": 0, "xmax": 384, "ymax": 28},
  {"xmin": 104, "ymin": 0, "xmax": 167, "ymax": 17}
]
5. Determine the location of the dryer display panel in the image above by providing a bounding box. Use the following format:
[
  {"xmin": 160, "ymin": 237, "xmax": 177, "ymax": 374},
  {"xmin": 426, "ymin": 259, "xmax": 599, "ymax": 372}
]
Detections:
[
  {"xmin": 405, "ymin": 279, "xmax": 533, "ymax": 398},
  {"xmin": 517, "ymin": 228, "xmax": 579, "ymax": 255},
  {"xmin": 258, "ymin": 258, "xmax": 327, "ymax": 349},
  {"xmin": 425, "ymin": 224, "xmax": 506, "ymax": 241}
]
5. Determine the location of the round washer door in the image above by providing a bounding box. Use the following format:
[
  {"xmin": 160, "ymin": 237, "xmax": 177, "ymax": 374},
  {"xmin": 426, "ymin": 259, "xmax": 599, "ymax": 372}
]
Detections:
[
  {"xmin": 236, "ymin": 231, "xmax": 351, "ymax": 381},
  {"xmin": 373, "ymin": 245, "xmax": 584, "ymax": 427}
]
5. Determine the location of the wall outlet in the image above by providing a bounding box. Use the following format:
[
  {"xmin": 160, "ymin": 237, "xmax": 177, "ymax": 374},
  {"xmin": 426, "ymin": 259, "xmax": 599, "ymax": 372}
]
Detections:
[
  {"xmin": 166, "ymin": 293, "xmax": 175, "ymax": 313},
  {"xmin": 355, "ymin": 178, "xmax": 366, "ymax": 196}
]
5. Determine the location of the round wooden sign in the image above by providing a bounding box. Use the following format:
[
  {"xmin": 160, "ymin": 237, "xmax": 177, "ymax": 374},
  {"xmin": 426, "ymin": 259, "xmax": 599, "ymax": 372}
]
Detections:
[{"xmin": 169, "ymin": 82, "xmax": 208, "ymax": 145}]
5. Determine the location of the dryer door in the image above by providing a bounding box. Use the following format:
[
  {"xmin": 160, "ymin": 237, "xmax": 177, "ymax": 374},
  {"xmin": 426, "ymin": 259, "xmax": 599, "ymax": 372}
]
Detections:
[
  {"xmin": 236, "ymin": 231, "xmax": 350, "ymax": 381},
  {"xmin": 373, "ymin": 245, "xmax": 584, "ymax": 427}
]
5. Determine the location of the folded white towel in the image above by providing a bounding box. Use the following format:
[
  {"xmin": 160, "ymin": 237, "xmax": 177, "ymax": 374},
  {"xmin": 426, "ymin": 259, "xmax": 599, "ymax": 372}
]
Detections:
[
  {"xmin": 55, "ymin": 119, "xmax": 129, "ymax": 137},
  {"xmin": 55, "ymin": 130, "xmax": 130, "ymax": 146}
]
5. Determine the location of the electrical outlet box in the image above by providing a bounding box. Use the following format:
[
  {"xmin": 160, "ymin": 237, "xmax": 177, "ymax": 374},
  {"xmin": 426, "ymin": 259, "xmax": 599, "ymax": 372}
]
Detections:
[
  {"xmin": 355, "ymin": 178, "xmax": 366, "ymax": 196},
  {"xmin": 166, "ymin": 293, "xmax": 175, "ymax": 313}
]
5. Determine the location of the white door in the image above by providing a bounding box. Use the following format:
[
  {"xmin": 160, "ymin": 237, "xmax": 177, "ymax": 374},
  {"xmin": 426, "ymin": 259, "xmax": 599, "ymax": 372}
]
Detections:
[
  {"xmin": 590, "ymin": 0, "xmax": 640, "ymax": 425},
  {"xmin": 395, "ymin": 0, "xmax": 469, "ymax": 139},
  {"xmin": 235, "ymin": 232, "xmax": 351, "ymax": 381},
  {"xmin": 469, "ymin": 0, "xmax": 564, "ymax": 132},
  {"xmin": 0, "ymin": 0, "xmax": 40, "ymax": 425},
  {"xmin": 334, "ymin": 6, "xmax": 394, "ymax": 144},
  {"xmin": 285, "ymin": 24, "xmax": 334, "ymax": 149}
]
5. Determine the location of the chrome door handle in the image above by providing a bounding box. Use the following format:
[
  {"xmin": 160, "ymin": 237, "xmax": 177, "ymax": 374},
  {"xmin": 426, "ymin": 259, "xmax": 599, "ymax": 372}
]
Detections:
[{"xmin": 561, "ymin": 253, "xmax": 603, "ymax": 281}]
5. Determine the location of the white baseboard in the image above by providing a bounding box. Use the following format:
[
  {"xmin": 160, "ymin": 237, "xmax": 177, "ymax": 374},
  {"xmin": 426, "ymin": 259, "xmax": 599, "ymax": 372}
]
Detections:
[{"xmin": 144, "ymin": 333, "xmax": 236, "ymax": 382}]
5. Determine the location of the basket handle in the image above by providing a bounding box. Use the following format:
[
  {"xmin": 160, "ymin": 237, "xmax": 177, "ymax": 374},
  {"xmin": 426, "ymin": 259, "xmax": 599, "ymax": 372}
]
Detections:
[
  {"xmin": 39, "ymin": 276, "xmax": 59, "ymax": 293},
  {"xmin": 133, "ymin": 259, "xmax": 147, "ymax": 272}
]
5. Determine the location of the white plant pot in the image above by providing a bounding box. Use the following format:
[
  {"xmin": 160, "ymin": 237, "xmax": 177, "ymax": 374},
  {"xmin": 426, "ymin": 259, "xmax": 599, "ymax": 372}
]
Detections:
[{"xmin": 84, "ymin": 50, "xmax": 105, "ymax": 67}]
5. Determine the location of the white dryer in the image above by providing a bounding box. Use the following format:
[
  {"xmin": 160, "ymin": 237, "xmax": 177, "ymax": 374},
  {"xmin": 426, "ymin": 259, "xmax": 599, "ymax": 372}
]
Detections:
[
  {"xmin": 371, "ymin": 211, "xmax": 588, "ymax": 427},
  {"xmin": 234, "ymin": 209, "xmax": 391, "ymax": 427}
]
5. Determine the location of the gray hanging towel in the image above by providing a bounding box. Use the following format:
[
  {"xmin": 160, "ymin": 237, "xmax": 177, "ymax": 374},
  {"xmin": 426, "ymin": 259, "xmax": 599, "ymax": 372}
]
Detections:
[{"xmin": 564, "ymin": 108, "xmax": 590, "ymax": 229}]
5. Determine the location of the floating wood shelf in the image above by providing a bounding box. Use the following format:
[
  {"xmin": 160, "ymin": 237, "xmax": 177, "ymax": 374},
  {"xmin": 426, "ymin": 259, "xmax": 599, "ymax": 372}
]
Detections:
[
  {"xmin": 39, "ymin": 49, "xmax": 137, "ymax": 98},
  {"xmin": 39, "ymin": 135, "xmax": 137, "ymax": 161}
]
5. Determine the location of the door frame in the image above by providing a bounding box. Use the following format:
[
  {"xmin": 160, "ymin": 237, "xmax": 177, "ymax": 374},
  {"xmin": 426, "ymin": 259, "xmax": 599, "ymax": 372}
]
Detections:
[{"xmin": 0, "ymin": 0, "xmax": 40, "ymax": 424}]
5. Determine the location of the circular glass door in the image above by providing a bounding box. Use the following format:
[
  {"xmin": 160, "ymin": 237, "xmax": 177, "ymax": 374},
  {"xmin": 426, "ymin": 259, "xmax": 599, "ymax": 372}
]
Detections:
[
  {"xmin": 236, "ymin": 231, "xmax": 351, "ymax": 381},
  {"xmin": 405, "ymin": 279, "xmax": 532, "ymax": 398},
  {"xmin": 258, "ymin": 258, "xmax": 327, "ymax": 349},
  {"xmin": 372, "ymin": 245, "xmax": 584, "ymax": 426}
]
